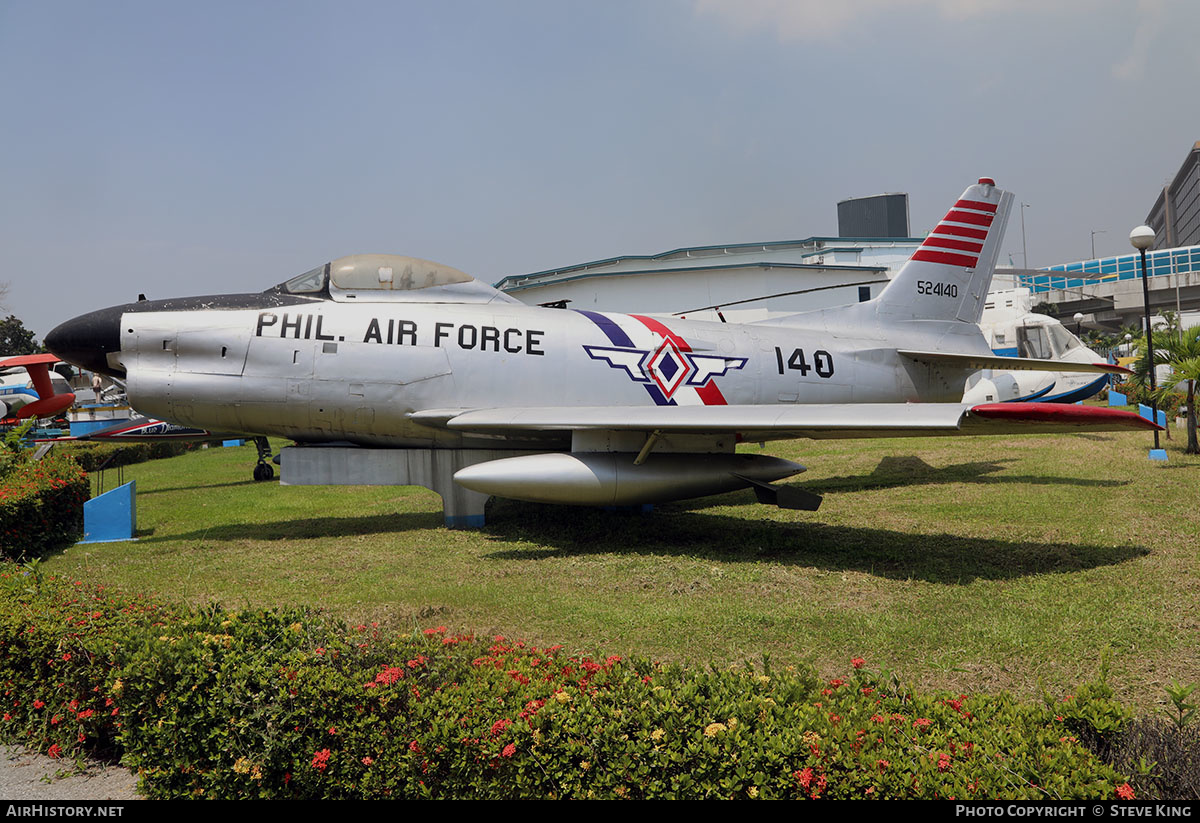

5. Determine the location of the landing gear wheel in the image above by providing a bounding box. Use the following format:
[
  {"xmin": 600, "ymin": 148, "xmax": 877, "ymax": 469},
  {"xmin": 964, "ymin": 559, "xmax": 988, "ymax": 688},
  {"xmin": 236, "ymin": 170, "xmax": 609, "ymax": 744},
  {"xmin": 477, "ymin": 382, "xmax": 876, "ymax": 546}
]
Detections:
[{"xmin": 252, "ymin": 436, "xmax": 275, "ymax": 481}]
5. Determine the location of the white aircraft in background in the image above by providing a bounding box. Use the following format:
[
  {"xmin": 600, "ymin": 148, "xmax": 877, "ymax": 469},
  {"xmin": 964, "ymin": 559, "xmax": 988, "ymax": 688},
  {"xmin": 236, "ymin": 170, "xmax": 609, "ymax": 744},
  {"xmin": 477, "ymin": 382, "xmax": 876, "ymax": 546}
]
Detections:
[
  {"xmin": 45, "ymin": 178, "xmax": 1151, "ymax": 519},
  {"xmin": 964, "ymin": 288, "xmax": 1111, "ymax": 405}
]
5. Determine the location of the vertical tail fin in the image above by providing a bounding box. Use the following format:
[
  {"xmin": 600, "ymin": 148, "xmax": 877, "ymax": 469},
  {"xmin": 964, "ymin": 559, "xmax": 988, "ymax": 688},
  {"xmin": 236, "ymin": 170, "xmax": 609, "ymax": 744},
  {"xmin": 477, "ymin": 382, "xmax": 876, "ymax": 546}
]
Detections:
[{"xmin": 874, "ymin": 178, "xmax": 1014, "ymax": 324}]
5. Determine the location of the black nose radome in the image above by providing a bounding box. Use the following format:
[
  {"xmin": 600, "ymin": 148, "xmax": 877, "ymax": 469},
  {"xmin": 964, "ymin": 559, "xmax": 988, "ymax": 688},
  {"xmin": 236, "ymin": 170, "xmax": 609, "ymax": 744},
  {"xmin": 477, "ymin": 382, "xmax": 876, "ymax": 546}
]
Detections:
[{"xmin": 44, "ymin": 305, "xmax": 127, "ymax": 378}]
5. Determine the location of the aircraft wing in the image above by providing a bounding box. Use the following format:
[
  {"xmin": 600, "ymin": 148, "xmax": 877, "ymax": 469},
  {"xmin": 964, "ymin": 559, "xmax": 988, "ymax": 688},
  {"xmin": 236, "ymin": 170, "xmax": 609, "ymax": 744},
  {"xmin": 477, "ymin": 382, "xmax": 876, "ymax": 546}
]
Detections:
[
  {"xmin": 426, "ymin": 402, "xmax": 1159, "ymax": 442},
  {"xmin": 898, "ymin": 350, "xmax": 1131, "ymax": 375}
]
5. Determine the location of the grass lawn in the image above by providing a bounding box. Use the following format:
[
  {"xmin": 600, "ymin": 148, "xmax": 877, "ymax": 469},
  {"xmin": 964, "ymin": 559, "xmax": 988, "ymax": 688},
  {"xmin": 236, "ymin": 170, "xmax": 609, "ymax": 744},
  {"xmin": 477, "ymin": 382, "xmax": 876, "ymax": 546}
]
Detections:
[{"xmin": 46, "ymin": 428, "xmax": 1200, "ymax": 712}]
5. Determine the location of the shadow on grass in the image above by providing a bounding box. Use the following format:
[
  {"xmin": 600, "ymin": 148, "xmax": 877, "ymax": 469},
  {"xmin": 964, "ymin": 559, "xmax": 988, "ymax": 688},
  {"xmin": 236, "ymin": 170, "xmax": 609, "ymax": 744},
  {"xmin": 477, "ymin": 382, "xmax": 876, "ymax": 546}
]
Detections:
[
  {"xmin": 121, "ymin": 450, "xmax": 1147, "ymax": 584},
  {"xmin": 658, "ymin": 456, "xmax": 1129, "ymax": 511},
  {"xmin": 138, "ymin": 479, "xmax": 266, "ymax": 495},
  {"xmin": 479, "ymin": 498, "xmax": 1149, "ymax": 584},
  {"xmin": 807, "ymin": 455, "xmax": 1130, "ymax": 494},
  {"xmin": 136, "ymin": 511, "xmax": 443, "ymax": 542}
]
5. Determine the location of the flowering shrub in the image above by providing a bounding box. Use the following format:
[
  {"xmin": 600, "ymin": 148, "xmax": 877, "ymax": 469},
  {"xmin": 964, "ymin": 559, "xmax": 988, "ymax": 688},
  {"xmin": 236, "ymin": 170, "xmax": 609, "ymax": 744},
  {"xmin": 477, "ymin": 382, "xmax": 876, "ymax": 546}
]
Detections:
[
  {"xmin": 0, "ymin": 566, "xmax": 1145, "ymax": 799},
  {"xmin": 0, "ymin": 453, "xmax": 88, "ymax": 558}
]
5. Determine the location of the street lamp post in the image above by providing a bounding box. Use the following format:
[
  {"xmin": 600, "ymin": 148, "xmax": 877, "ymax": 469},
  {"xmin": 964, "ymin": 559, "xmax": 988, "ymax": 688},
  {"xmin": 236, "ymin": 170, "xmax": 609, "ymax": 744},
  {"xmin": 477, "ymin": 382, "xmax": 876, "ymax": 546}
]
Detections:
[
  {"xmin": 1091, "ymin": 229, "xmax": 1106, "ymax": 260},
  {"xmin": 1130, "ymin": 225, "xmax": 1159, "ymax": 450},
  {"xmin": 1020, "ymin": 202, "xmax": 1031, "ymax": 267}
]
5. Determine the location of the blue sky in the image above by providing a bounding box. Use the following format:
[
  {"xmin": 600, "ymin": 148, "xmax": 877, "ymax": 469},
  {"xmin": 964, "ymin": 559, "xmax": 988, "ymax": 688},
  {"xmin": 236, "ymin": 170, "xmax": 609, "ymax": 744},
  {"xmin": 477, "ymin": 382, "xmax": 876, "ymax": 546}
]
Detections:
[{"xmin": 2, "ymin": 0, "xmax": 1198, "ymax": 339}]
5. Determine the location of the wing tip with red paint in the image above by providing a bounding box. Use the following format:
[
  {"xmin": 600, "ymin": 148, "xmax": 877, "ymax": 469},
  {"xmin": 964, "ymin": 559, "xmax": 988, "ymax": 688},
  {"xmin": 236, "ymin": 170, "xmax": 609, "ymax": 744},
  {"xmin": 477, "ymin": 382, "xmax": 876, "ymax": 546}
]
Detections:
[{"xmin": 968, "ymin": 402, "xmax": 1162, "ymax": 431}]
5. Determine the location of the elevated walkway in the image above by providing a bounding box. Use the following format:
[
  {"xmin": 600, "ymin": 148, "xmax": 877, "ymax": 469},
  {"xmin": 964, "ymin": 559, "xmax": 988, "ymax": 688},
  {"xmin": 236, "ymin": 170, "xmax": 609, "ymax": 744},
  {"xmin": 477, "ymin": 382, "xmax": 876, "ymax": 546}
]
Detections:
[{"xmin": 1035, "ymin": 269, "xmax": 1200, "ymax": 330}]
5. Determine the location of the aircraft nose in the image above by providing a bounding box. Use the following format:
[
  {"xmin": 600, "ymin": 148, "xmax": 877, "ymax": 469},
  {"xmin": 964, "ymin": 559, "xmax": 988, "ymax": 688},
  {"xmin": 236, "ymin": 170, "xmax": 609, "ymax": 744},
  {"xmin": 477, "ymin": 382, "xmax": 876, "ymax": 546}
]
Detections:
[{"xmin": 44, "ymin": 305, "xmax": 126, "ymax": 378}]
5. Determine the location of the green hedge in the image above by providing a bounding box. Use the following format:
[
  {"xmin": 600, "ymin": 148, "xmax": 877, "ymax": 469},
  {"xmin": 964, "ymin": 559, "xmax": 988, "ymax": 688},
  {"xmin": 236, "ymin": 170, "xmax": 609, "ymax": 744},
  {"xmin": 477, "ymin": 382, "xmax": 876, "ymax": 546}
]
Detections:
[
  {"xmin": 55, "ymin": 441, "xmax": 192, "ymax": 473},
  {"xmin": 0, "ymin": 567, "xmax": 1140, "ymax": 799},
  {"xmin": 0, "ymin": 455, "xmax": 88, "ymax": 558}
]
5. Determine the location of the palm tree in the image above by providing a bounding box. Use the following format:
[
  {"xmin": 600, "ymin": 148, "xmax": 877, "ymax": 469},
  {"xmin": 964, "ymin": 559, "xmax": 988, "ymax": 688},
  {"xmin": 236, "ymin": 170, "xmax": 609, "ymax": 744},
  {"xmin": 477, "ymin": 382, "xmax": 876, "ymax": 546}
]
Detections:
[{"xmin": 1134, "ymin": 324, "xmax": 1200, "ymax": 454}]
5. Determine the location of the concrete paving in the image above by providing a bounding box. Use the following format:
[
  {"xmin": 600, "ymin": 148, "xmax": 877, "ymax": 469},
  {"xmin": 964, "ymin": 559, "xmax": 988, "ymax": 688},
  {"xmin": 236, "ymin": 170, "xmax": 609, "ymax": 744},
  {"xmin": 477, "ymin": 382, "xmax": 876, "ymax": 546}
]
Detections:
[{"xmin": 0, "ymin": 745, "xmax": 140, "ymax": 801}]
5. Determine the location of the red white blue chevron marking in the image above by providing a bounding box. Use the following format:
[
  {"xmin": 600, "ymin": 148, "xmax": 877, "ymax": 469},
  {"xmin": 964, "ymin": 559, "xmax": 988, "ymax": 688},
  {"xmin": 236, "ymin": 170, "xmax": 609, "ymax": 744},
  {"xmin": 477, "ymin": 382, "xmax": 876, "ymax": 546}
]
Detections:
[{"xmin": 575, "ymin": 310, "xmax": 746, "ymax": 406}]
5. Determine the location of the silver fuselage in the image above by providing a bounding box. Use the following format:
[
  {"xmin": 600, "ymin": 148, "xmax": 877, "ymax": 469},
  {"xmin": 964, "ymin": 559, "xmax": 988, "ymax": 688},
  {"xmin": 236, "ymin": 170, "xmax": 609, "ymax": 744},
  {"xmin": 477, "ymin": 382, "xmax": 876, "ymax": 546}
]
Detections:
[{"xmin": 120, "ymin": 298, "xmax": 987, "ymax": 449}]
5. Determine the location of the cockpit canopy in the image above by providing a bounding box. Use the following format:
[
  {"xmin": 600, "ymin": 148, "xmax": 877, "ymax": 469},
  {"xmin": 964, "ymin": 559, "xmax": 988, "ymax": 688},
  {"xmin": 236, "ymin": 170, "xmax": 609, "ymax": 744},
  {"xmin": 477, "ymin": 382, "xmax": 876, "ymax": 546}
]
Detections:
[{"xmin": 276, "ymin": 254, "xmax": 519, "ymax": 305}]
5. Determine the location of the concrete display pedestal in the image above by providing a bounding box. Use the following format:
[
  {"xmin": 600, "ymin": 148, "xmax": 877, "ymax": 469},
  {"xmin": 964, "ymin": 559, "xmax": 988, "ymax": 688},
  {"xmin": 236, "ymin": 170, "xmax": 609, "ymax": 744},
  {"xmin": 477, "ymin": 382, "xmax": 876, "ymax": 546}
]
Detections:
[{"xmin": 280, "ymin": 446, "xmax": 540, "ymax": 528}]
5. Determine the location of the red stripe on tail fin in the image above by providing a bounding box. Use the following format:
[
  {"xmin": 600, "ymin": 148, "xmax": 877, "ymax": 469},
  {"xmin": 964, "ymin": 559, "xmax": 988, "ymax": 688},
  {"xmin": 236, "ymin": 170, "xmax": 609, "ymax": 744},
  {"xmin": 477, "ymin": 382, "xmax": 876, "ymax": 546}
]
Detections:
[{"xmin": 911, "ymin": 249, "xmax": 979, "ymax": 267}]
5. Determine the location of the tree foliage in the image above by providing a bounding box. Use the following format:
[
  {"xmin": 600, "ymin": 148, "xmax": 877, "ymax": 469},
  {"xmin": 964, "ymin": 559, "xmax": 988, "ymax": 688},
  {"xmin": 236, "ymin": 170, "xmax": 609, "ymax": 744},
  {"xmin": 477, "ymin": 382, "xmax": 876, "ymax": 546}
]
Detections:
[
  {"xmin": 0, "ymin": 315, "xmax": 38, "ymax": 358},
  {"xmin": 1129, "ymin": 324, "xmax": 1200, "ymax": 454}
]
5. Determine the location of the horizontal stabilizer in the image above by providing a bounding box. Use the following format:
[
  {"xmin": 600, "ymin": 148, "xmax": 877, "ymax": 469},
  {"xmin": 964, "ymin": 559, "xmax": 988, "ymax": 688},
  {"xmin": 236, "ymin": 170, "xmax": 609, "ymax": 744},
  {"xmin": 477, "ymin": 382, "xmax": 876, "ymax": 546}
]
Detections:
[{"xmin": 899, "ymin": 350, "xmax": 1131, "ymax": 375}]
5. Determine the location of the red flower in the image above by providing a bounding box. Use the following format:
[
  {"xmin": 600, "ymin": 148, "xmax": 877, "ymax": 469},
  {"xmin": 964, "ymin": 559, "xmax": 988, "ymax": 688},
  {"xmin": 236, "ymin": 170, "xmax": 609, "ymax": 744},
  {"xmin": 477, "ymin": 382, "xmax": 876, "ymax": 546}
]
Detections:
[
  {"xmin": 1116, "ymin": 783, "xmax": 1135, "ymax": 800},
  {"xmin": 311, "ymin": 748, "xmax": 331, "ymax": 771},
  {"xmin": 501, "ymin": 743, "xmax": 516, "ymax": 758},
  {"xmin": 937, "ymin": 753, "xmax": 951, "ymax": 772},
  {"xmin": 374, "ymin": 666, "xmax": 405, "ymax": 685},
  {"xmin": 32, "ymin": 700, "xmax": 43, "ymax": 709},
  {"xmin": 851, "ymin": 657, "xmax": 866, "ymax": 669},
  {"xmin": 46, "ymin": 744, "xmax": 62, "ymax": 759}
]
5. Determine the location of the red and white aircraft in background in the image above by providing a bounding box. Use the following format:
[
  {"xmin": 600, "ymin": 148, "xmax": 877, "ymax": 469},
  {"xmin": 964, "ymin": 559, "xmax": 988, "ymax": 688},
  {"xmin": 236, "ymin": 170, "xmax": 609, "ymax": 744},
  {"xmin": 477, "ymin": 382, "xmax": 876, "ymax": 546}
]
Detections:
[{"xmin": 0, "ymin": 353, "xmax": 74, "ymax": 421}]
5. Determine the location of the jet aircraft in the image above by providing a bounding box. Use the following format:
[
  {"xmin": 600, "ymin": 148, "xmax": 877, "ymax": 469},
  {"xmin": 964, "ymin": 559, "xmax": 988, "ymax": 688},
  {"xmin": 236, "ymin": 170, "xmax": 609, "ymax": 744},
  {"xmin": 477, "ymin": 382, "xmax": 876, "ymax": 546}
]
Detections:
[{"xmin": 45, "ymin": 179, "xmax": 1154, "ymax": 521}]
